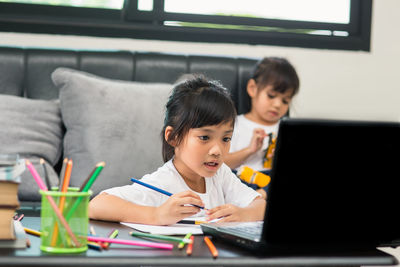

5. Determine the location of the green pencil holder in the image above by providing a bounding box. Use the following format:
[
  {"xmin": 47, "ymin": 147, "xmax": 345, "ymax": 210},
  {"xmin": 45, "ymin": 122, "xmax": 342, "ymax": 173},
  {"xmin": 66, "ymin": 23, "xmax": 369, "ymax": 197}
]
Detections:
[{"xmin": 39, "ymin": 188, "xmax": 92, "ymax": 253}]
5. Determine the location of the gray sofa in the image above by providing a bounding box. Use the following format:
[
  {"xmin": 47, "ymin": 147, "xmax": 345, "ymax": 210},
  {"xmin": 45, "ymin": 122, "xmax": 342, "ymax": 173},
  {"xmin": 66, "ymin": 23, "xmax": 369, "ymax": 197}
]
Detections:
[{"xmin": 0, "ymin": 46, "xmax": 259, "ymax": 202}]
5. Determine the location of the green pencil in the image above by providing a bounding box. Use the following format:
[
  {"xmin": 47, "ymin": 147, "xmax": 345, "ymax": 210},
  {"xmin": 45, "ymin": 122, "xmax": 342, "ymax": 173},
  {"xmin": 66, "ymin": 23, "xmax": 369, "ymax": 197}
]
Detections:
[
  {"xmin": 129, "ymin": 231, "xmax": 192, "ymax": 244},
  {"xmin": 82, "ymin": 162, "xmax": 105, "ymax": 192},
  {"xmin": 103, "ymin": 229, "xmax": 119, "ymax": 249}
]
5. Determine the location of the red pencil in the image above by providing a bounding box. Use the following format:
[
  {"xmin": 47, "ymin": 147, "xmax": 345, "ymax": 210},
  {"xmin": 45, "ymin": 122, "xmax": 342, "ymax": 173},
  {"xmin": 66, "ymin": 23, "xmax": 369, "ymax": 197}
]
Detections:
[{"xmin": 186, "ymin": 235, "xmax": 194, "ymax": 256}]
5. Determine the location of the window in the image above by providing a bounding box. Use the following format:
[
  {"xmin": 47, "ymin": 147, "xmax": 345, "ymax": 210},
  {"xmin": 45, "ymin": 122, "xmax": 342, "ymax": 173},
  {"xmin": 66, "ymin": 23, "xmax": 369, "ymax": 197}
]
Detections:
[
  {"xmin": 164, "ymin": 0, "xmax": 350, "ymax": 23},
  {"xmin": 0, "ymin": 0, "xmax": 372, "ymax": 51},
  {"xmin": 0, "ymin": 0, "xmax": 124, "ymax": 9}
]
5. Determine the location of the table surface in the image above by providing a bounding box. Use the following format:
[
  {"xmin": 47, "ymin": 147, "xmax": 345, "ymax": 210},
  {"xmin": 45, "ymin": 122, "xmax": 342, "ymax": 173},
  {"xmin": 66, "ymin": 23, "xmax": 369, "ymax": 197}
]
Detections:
[{"xmin": 0, "ymin": 205, "xmax": 399, "ymax": 267}]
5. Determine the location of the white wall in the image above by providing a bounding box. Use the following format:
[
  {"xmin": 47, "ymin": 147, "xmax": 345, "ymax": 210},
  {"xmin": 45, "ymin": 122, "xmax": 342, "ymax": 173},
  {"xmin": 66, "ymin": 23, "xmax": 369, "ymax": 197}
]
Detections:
[{"xmin": 0, "ymin": 0, "xmax": 399, "ymax": 122}]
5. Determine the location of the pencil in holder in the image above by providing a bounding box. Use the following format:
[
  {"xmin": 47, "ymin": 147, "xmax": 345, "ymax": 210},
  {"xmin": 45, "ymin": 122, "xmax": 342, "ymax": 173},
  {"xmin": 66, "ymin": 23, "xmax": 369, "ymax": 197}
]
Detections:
[{"xmin": 39, "ymin": 187, "xmax": 92, "ymax": 253}]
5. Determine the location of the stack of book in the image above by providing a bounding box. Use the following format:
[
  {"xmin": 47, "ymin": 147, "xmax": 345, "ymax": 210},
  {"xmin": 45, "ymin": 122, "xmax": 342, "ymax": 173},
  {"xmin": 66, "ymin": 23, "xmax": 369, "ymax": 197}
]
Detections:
[{"xmin": 0, "ymin": 154, "xmax": 26, "ymax": 248}]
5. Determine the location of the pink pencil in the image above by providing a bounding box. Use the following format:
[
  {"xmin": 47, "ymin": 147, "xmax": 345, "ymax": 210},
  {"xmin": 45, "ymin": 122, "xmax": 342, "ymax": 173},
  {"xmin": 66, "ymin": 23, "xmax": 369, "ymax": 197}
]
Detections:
[
  {"xmin": 25, "ymin": 160, "xmax": 81, "ymax": 247},
  {"xmin": 87, "ymin": 236, "xmax": 173, "ymax": 250}
]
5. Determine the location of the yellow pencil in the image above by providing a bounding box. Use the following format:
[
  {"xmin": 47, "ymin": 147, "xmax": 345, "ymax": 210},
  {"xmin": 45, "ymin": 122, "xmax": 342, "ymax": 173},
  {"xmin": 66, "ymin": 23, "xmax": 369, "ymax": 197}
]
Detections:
[
  {"xmin": 24, "ymin": 227, "xmax": 41, "ymax": 237},
  {"xmin": 178, "ymin": 219, "xmax": 207, "ymax": 225}
]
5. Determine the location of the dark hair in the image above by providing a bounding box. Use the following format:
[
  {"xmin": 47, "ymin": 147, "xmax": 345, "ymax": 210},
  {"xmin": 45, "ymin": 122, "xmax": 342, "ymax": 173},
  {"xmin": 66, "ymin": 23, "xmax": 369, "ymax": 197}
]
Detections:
[
  {"xmin": 162, "ymin": 75, "xmax": 236, "ymax": 162},
  {"xmin": 251, "ymin": 57, "xmax": 300, "ymax": 97}
]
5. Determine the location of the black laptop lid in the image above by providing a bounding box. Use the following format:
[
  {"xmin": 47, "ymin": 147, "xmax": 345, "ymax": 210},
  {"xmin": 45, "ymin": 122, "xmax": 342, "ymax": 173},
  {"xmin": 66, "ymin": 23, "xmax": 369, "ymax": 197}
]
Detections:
[{"xmin": 263, "ymin": 118, "xmax": 400, "ymax": 248}]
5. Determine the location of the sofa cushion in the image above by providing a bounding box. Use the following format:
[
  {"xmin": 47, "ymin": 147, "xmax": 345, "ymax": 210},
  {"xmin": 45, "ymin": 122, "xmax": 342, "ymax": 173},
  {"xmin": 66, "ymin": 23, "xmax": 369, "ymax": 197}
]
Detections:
[
  {"xmin": 0, "ymin": 94, "xmax": 63, "ymax": 201},
  {"xmin": 52, "ymin": 67, "xmax": 172, "ymax": 196}
]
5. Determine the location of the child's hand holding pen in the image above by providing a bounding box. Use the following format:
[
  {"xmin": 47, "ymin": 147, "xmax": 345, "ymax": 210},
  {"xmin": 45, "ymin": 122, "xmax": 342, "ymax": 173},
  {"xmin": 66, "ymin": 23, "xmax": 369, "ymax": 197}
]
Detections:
[{"xmin": 154, "ymin": 191, "xmax": 205, "ymax": 225}]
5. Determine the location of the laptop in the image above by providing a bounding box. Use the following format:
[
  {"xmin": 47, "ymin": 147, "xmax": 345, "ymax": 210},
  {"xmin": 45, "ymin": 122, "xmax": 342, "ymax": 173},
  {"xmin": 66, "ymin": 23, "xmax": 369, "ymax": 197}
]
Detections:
[{"xmin": 201, "ymin": 118, "xmax": 400, "ymax": 261}]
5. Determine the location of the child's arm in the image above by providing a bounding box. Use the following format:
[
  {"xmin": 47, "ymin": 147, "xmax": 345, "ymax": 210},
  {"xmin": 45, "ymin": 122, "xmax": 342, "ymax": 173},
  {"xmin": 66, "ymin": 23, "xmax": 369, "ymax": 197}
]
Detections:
[
  {"xmin": 89, "ymin": 191, "xmax": 204, "ymax": 225},
  {"xmin": 225, "ymin": 128, "xmax": 267, "ymax": 169},
  {"xmin": 205, "ymin": 196, "xmax": 266, "ymax": 223}
]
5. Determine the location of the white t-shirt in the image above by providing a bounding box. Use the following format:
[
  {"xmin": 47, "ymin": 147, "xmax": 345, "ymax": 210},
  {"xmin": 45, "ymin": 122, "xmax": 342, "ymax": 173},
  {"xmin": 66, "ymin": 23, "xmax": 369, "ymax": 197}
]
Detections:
[
  {"xmin": 101, "ymin": 160, "xmax": 260, "ymax": 218},
  {"xmin": 230, "ymin": 114, "xmax": 279, "ymax": 171}
]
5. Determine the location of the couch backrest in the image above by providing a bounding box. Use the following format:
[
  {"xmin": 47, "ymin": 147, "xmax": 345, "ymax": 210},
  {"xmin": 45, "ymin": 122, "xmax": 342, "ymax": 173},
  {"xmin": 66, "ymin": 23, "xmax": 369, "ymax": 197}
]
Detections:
[
  {"xmin": 0, "ymin": 46, "xmax": 260, "ymax": 201},
  {"xmin": 0, "ymin": 46, "xmax": 259, "ymax": 115}
]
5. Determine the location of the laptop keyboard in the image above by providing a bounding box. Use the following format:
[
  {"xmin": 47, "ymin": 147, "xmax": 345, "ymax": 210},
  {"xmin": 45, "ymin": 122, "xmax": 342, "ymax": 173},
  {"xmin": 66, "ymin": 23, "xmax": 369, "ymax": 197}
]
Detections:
[{"xmin": 220, "ymin": 221, "xmax": 263, "ymax": 240}]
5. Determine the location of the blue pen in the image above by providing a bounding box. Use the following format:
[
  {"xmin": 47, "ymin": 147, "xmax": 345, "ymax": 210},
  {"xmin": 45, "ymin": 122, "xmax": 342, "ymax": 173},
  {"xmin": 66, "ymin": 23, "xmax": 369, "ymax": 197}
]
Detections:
[{"xmin": 130, "ymin": 178, "xmax": 204, "ymax": 210}]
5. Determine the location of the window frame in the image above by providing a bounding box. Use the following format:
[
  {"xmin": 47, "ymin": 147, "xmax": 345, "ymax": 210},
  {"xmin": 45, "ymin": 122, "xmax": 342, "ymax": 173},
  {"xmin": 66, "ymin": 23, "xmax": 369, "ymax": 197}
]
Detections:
[{"xmin": 0, "ymin": 0, "xmax": 372, "ymax": 51}]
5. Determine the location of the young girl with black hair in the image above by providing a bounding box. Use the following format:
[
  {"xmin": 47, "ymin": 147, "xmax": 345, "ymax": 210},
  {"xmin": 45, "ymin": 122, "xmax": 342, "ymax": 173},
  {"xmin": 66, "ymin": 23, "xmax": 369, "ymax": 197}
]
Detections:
[
  {"xmin": 89, "ymin": 76, "xmax": 266, "ymax": 225},
  {"xmin": 225, "ymin": 57, "xmax": 300, "ymax": 199}
]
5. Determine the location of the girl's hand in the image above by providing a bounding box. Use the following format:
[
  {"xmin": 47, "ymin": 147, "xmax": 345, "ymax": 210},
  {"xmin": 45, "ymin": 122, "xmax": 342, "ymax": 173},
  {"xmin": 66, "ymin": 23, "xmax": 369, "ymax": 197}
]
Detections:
[
  {"xmin": 206, "ymin": 204, "xmax": 246, "ymax": 223},
  {"xmin": 248, "ymin": 128, "xmax": 267, "ymax": 154},
  {"xmin": 206, "ymin": 198, "xmax": 266, "ymax": 223},
  {"xmin": 154, "ymin": 191, "xmax": 204, "ymax": 225}
]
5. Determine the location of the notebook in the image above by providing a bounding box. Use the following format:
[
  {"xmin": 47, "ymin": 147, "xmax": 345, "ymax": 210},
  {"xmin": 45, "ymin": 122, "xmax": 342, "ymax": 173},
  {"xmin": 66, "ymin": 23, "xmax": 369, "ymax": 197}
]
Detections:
[{"xmin": 201, "ymin": 118, "xmax": 400, "ymax": 256}]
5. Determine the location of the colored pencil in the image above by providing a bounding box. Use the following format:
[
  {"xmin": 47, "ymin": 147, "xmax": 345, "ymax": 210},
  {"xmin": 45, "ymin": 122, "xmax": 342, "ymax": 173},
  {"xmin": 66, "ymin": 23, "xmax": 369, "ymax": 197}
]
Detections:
[
  {"xmin": 204, "ymin": 236, "xmax": 218, "ymax": 258},
  {"xmin": 25, "ymin": 160, "xmax": 80, "ymax": 247},
  {"xmin": 81, "ymin": 162, "xmax": 105, "ymax": 192},
  {"xmin": 79, "ymin": 165, "xmax": 97, "ymax": 191},
  {"xmin": 87, "ymin": 241, "xmax": 103, "ymax": 251},
  {"xmin": 26, "ymin": 160, "xmax": 47, "ymax": 190},
  {"xmin": 89, "ymin": 226, "xmax": 96, "ymax": 236},
  {"xmin": 24, "ymin": 227, "xmax": 41, "ymax": 237},
  {"xmin": 51, "ymin": 159, "xmax": 73, "ymax": 246},
  {"xmin": 40, "ymin": 158, "xmax": 51, "ymax": 190},
  {"xmin": 26, "ymin": 237, "xmax": 31, "ymax": 248},
  {"xmin": 178, "ymin": 219, "xmax": 207, "ymax": 225},
  {"xmin": 102, "ymin": 229, "xmax": 118, "ymax": 249},
  {"xmin": 86, "ymin": 236, "xmax": 173, "ymax": 250},
  {"xmin": 130, "ymin": 178, "xmax": 204, "ymax": 210},
  {"xmin": 130, "ymin": 177, "xmax": 172, "ymax": 196},
  {"xmin": 129, "ymin": 231, "xmax": 192, "ymax": 244},
  {"xmin": 186, "ymin": 235, "xmax": 194, "ymax": 256},
  {"xmin": 62, "ymin": 159, "xmax": 73, "ymax": 193},
  {"xmin": 65, "ymin": 162, "xmax": 105, "ymax": 221},
  {"xmin": 16, "ymin": 213, "xmax": 24, "ymax": 221},
  {"xmin": 58, "ymin": 158, "xmax": 68, "ymax": 191},
  {"xmin": 23, "ymin": 227, "xmax": 170, "ymax": 250},
  {"xmin": 88, "ymin": 226, "xmax": 104, "ymax": 248},
  {"xmin": 178, "ymin": 233, "xmax": 192, "ymax": 249}
]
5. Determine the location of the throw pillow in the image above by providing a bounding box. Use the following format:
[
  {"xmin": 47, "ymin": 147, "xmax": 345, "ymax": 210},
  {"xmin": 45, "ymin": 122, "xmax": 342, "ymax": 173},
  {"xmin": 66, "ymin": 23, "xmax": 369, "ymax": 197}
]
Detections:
[
  {"xmin": 0, "ymin": 94, "xmax": 63, "ymax": 201},
  {"xmin": 52, "ymin": 67, "xmax": 172, "ymax": 196}
]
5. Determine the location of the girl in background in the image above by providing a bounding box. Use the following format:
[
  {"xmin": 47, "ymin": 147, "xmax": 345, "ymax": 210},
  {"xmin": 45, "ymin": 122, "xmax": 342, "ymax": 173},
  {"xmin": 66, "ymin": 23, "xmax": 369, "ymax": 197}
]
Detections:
[{"xmin": 225, "ymin": 57, "xmax": 300, "ymax": 199}]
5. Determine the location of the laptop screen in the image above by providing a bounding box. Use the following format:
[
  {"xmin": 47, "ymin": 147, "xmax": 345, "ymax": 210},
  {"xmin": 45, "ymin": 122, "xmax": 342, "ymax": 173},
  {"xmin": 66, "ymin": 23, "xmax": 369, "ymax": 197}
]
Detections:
[{"xmin": 263, "ymin": 118, "xmax": 400, "ymax": 248}]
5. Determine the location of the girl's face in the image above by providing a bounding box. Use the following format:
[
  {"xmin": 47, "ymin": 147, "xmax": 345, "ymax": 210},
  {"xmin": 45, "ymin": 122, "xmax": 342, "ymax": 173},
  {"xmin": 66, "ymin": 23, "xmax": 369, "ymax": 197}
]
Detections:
[
  {"xmin": 172, "ymin": 122, "xmax": 233, "ymax": 182},
  {"xmin": 248, "ymin": 82, "xmax": 293, "ymax": 126}
]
